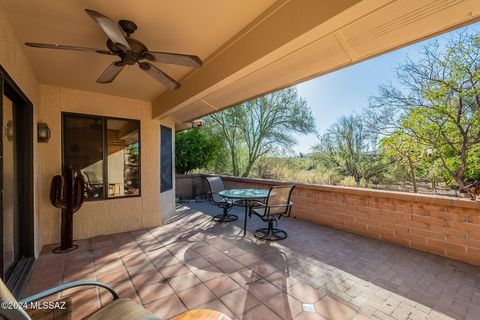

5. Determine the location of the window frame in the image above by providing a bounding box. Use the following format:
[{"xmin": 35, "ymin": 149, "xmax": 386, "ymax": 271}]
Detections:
[{"xmin": 61, "ymin": 112, "xmax": 141, "ymax": 201}]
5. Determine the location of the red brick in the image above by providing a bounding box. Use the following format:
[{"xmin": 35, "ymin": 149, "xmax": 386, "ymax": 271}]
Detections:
[
  {"xmin": 448, "ymin": 221, "xmax": 480, "ymax": 232},
  {"xmin": 467, "ymin": 215, "xmax": 480, "ymax": 224},
  {"xmin": 429, "ymin": 225, "xmax": 467, "ymax": 238},
  {"xmin": 446, "ymin": 249, "xmax": 470, "ymax": 263},
  {"xmin": 412, "ymin": 215, "xmax": 445, "ymax": 226},
  {"xmin": 428, "ymin": 239, "xmax": 466, "ymax": 254},
  {"xmin": 410, "ymin": 228, "xmax": 445, "ymax": 241},
  {"xmin": 354, "ymin": 217, "xmax": 371, "ymax": 225},
  {"xmin": 446, "ymin": 235, "xmax": 480, "ymax": 247},
  {"xmin": 381, "ymin": 222, "xmax": 409, "ymax": 235},
  {"xmin": 447, "ymin": 212, "xmax": 467, "ymax": 222},
  {"xmin": 411, "ymin": 240, "xmax": 444, "ymax": 256},
  {"xmin": 447, "ymin": 207, "xmax": 480, "ymax": 215},
  {"xmin": 344, "ymin": 221, "xmax": 368, "ymax": 234},
  {"xmin": 381, "ymin": 233, "xmax": 410, "ymax": 247},
  {"xmin": 469, "ymin": 231, "xmax": 480, "ymax": 240}
]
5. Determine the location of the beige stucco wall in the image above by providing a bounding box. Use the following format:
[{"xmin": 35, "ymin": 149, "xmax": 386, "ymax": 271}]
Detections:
[
  {"xmin": 1, "ymin": 8, "xmax": 175, "ymax": 253},
  {"xmin": 38, "ymin": 85, "xmax": 168, "ymax": 244},
  {"xmin": 0, "ymin": 8, "xmax": 42, "ymax": 255}
]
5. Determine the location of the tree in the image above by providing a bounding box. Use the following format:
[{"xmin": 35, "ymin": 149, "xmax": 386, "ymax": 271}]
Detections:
[
  {"xmin": 368, "ymin": 31, "xmax": 480, "ymax": 188},
  {"xmin": 206, "ymin": 107, "xmax": 244, "ymax": 176},
  {"xmin": 380, "ymin": 130, "xmax": 425, "ymax": 192},
  {"xmin": 208, "ymin": 87, "xmax": 316, "ymax": 177},
  {"xmin": 175, "ymin": 128, "xmax": 221, "ymax": 174},
  {"xmin": 314, "ymin": 115, "xmax": 383, "ymax": 186}
]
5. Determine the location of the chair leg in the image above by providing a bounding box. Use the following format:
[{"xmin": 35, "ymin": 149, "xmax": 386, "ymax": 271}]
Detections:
[
  {"xmin": 254, "ymin": 219, "xmax": 287, "ymax": 240},
  {"xmin": 213, "ymin": 206, "xmax": 238, "ymax": 222}
]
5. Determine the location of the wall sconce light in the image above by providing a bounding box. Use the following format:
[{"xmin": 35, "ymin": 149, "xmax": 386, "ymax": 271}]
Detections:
[
  {"xmin": 37, "ymin": 122, "xmax": 51, "ymax": 143},
  {"xmin": 5, "ymin": 120, "xmax": 13, "ymax": 142}
]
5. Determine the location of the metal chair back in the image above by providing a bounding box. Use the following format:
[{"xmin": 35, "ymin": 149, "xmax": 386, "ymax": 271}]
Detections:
[
  {"xmin": 0, "ymin": 279, "xmax": 31, "ymax": 320},
  {"xmin": 83, "ymin": 171, "xmax": 102, "ymax": 184},
  {"xmin": 206, "ymin": 177, "xmax": 226, "ymax": 203},
  {"xmin": 264, "ymin": 185, "xmax": 295, "ymax": 216}
]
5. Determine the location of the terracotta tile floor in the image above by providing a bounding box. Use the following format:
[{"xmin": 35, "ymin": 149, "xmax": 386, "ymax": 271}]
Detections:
[{"xmin": 23, "ymin": 202, "xmax": 480, "ymax": 320}]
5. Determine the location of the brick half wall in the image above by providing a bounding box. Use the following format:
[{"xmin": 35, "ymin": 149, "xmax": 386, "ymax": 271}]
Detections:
[{"xmin": 176, "ymin": 174, "xmax": 480, "ymax": 266}]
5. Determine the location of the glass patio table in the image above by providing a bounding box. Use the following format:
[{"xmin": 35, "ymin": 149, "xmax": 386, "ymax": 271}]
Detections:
[{"xmin": 219, "ymin": 188, "xmax": 269, "ymax": 236}]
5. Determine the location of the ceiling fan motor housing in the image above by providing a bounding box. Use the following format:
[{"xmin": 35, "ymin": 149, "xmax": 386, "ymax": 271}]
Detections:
[{"xmin": 107, "ymin": 37, "xmax": 148, "ymax": 65}]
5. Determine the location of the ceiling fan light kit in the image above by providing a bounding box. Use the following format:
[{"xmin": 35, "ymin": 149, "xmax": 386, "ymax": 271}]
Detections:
[{"xmin": 25, "ymin": 9, "xmax": 203, "ymax": 89}]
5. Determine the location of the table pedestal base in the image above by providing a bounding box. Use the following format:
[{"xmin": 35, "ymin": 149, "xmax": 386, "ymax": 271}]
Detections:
[{"xmin": 213, "ymin": 214, "xmax": 238, "ymax": 222}]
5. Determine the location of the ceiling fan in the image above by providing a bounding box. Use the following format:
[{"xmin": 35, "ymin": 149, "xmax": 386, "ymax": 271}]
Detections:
[{"xmin": 24, "ymin": 9, "xmax": 203, "ymax": 89}]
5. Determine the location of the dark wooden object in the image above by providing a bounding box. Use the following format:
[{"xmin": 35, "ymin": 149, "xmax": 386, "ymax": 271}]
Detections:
[{"xmin": 49, "ymin": 165, "xmax": 85, "ymax": 253}]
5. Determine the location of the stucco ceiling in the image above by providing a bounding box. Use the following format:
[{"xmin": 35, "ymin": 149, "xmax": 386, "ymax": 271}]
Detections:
[{"xmin": 1, "ymin": 0, "xmax": 276, "ymax": 101}]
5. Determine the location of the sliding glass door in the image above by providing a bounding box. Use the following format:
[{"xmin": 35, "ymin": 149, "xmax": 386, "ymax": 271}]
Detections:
[
  {"xmin": 2, "ymin": 94, "xmax": 18, "ymax": 278},
  {"xmin": 0, "ymin": 66, "xmax": 34, "ymax": 296}
]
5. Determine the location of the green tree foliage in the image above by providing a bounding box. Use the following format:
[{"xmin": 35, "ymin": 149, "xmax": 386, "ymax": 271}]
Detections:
[
  {"xmin": 368, "ymin": 31, "xmax": 480, "ymax": 187},
  {"xmin": 208, "ymin": 87, "xmax": 316, "ymax": 177},
  {"xmin": 314, "ymin": 115, "xmax": 385, "ymax": 186},
  {"xmin": 175, "ymin": 128, "xmax": 221, "ymax": 174}
]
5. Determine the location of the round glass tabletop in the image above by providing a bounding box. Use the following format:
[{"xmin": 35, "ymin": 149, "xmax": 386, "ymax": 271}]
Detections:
[{"xmin": 219, "ymin": 188, "xmax": 269, "ymax": 199}]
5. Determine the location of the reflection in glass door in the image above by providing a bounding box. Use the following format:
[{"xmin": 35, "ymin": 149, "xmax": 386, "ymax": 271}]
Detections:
[{"xmin": 2, "ymin": 94, "xmax": 18, "ymax": 277}]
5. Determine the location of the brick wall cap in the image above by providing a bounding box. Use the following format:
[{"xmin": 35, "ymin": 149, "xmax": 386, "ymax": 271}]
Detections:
[{"xmin": 176, "ymin": 174, "xmax": 480, "ymax": 211}]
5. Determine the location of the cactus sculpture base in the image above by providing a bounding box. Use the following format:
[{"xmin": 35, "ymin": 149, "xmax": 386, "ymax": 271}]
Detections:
[{"xmin": 52, "ymin": 244, "xmax": 78, "ymax": 254}]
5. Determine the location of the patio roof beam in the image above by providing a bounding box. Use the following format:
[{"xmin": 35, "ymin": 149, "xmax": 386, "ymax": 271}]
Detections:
[
  {"xmin": 152, "ymin": 0, "xmax": 363, "ymax": 119},
  {"xmin": 152, "ymin": 0, "xmax": 480, "ymax": 126}
]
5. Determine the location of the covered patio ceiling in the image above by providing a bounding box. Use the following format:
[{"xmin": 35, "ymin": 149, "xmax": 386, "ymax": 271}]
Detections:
[
  {"xmin": 2, "ymin": 0, "xmax": 276, "ymax": 101},
  {"xmin": 3, "ymin": 0, "xmax": 480, "ymax": 129}
]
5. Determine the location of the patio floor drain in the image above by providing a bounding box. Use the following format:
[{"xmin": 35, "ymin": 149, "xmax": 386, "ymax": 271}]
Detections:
[{"xmin": 302, "ymin": 304, "xmax": 316, "ymax": 312}]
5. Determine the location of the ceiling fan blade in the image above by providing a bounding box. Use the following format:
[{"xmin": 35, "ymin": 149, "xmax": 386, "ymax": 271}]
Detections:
[
  {"xmin": 97, "ymin": 62, "xmax": 124, "ymax": 83},
  {"xmin": 25, "ymin": 42, "xmax": 113, "ymax": 55},
  {"xmin": 85, "ymin": 9, "xmax": 131, "ymax": 50},
  {"xmin": 144, "ymin": 51, "xmax": 202, "ymax": 68},
  {"xmin": 139, "ymin": 62, "xmax": 180, "ymax": 89}
]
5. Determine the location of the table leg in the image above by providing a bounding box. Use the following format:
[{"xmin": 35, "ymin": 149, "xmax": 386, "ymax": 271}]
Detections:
[{"xmin": 244, "ymin": 201, "xmax": 248, "ymax": 236}]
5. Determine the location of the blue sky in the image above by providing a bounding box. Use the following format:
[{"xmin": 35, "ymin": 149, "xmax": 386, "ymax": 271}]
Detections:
[{"xmin": 292, "ymin": 22, "xmax": 480, "ymax": 155}]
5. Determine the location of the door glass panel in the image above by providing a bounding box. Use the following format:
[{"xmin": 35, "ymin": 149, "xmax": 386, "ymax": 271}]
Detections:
[
  {"xmin": 63, "ymin": 115, "xmax": 104, "ymax": 199},
  {"xmin": 3, "ymin": 95, "xmax": 17, "ymax": 274},
  {"xmin": 107, "ymin": 119, "xmax": 140, "ymax": 197}
]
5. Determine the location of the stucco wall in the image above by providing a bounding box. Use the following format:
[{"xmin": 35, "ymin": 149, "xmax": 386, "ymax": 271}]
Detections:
[
  {"xmin": 0, "ymin": 8, "xmax": 42, "ymax": 254},
  {"xmin": 1, "ymin": 8, "xmax": 176, "ymax": 252},
  {"xmin": 38, "ymin": 85, "xmax": 167, "ymax": 244}
]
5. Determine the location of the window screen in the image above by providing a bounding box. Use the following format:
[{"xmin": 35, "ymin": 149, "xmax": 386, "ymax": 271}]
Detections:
[{"xmin": 160, "ymin": 125, "xmax": 172, "ymax": 192}]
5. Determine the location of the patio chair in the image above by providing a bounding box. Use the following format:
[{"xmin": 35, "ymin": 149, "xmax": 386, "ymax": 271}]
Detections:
[
  {"xmin": 82, "ymin": 170, "xmax": 104, "ymax": 198},
  {"xmin": 206, "ymin": 176, "xmax": 238, "ymax": 222},
  {"xmin": 0, "ymin": 279, "xmax": 157, "ymax": 320},
  {"xmin": 249, "ymin": 185, "xmax": 295, "ymax": 241}
]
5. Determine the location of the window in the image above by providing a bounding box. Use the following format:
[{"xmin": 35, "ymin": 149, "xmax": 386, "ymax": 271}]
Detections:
[{"xmin": 62, "ymin": 113, "xmax": 140, "ymax": 200}]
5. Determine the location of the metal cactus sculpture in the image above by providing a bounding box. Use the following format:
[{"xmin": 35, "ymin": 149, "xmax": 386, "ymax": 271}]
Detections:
[{"xmin": 50, "ymin": 165, "xmax": 85, "ymax": 253}]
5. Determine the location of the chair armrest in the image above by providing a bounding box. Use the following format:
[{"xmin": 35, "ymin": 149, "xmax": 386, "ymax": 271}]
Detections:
[
  {"xmin": 207, "ymin": 191, "xmax": 225, "ymax": 203},
  {"xmin": 19, "ymin": 281, "xmax": 119, "ymax": 304},
  {"xmin": 267, "ymin": 202, "xmax": 293, "ymax": 208},
  {"xmin": 267, "ymin": 202, "xmax": 293, "ymax": 217}
]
